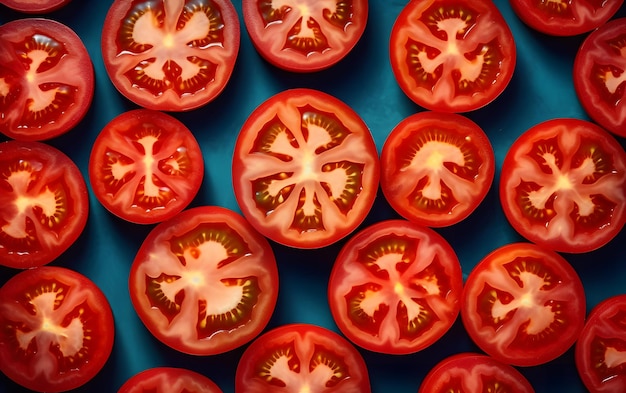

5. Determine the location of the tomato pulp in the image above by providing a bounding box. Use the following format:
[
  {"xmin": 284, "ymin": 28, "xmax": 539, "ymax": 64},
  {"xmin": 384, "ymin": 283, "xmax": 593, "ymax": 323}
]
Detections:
[{"xmin": 118, "ymin": 367, "xmax": 223, "ymax": 393}]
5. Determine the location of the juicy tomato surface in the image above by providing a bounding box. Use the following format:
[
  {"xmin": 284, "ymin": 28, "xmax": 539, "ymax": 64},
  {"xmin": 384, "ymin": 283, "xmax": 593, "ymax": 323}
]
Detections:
[
  {"xmin": 389, "ymin": 0, "xmax": 516, "ymax": 113},
  {"xmin": 380, "ymin": 111, "xmax": 495, "ymax": 227},
  {"xmin": 574, "ymin": 17, "xmax": 626, "ymax": 138},
  {"xmin": 232, "ymin": 88, "xmax": 380, "ymax": 249},
  {"xmin": 129, "ymin": 205, "xmax": 279, "ymax": 355},
  {"xmin": 328, "ymin": 219, "xmax": 463, "ymax": 354},
  {"xmin": 88, "ymin": 109, "xmax": 204, "ymax": 225},
  {"xmin": 234, "ymin": 323, "xmax": 371, "ymax": 393},
  {"xmin": 461, "ymin": 242, "xmax": 586, "ymax": 367},
  {"xmin": 101, "ymin": 0, "xmax": 240, "ymax": 111},
  {"xmin": 499, "ymin": 118, "xmax": 626, "ymax": 254},
  {"xmin": 0, "ymin": 266, "xmax": 114, "ymax": 392},
  {"xmin": 0, "ymin": 0, "xmax": 71, "ymax": 13},
  {"xmin": 576, "ymin": 294, "xmax": 626, "ymax": 393},
  {"xmin": 0, "ymin": 140, "xmax": 89, "ymax": 269},
  {"xmin": 242, "ymin": 0, "xmax": 368, "ymax": 72},
  {"xmin": 0, "ymin": 18, "xmax": 94, "ymax": 141},
  {"xmin": 418, "ymin": 352, "xmax": 535, "ymax": 393},
  {"xmin": 118, "ymin": 367, "xmax": 223, "ymax": 393}
]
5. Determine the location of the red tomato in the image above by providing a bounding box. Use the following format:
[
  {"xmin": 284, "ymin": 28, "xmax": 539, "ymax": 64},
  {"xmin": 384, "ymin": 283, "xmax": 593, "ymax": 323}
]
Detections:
[
  {"xmin": 0, "ymin": 18, "xmax": 94, "ymax": 141},
  {"xmin": 118, "ymin": 367, "xmax": 223, "ymax": 393},
  {"xmin": 328, "ymin": 219, "xmax": 463, "ymax": 354},
  {"xmin": 0, "ymin": 266, "xmax": 114, "ymax": 392},
  {"xmin": 418, "ymin": 352, "xmax": 535, "ymax": 393},
  {"xmin": 235, "ymin": 323, "xmax": 371, "ymax": 393},
  {"xmin": 129, "ymin": 205, "xmax": 279, "ymax": 355},
  {"xmin": 389, "ymin": 0, "xmax": 516, "ymax": 113},
  {"xmin": 101, "ymin": 0, "xmax": 240, "ymax": 111},
  {"xmin": 574, "ymin": 17, "xmax": 626, "ymax": 138},
  {"xmin": 0, "ymin": 141, "xmax": 89, "ymax": 269},
  {"xmin": 0, "ymin": 0, "xmax": 71, "ymax": 13},
  {"xmin": 499, "ymin": 118, "xmax": 626, "ymax": 254},
  {"xmin": 241, "ymin": 0, "xmax": 368, "ymax": 73},
  {"xmin": 88, "ymin": 109, "xmax": 204, "ymax": 225},
  {"xmin": 576, "ymin": 294, "xmax": 626, "ymax": 393},
  {"xmin": 461, "ymin": 242, "xmax": 586, "ymax": 367},
  {"xmin": 381, "ymin": 111, "xmax": 495, "ymax": 227},
  {"xmin": 232, "ymin": 88, "xmax": 380, "ymax": 249}
]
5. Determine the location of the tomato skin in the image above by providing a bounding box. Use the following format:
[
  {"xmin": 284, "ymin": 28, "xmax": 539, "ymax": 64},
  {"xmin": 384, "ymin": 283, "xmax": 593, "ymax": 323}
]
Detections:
[
  {"xmin": 234, "ymin": 323, "xmax": 371, "ymax": 393},
  {"xmin": 88, "ymin": 109, "xmax": 204, "ymax": 225},
  {"xmin": 0, "ymin": 18, "xmax": 94, "ymax": 141},
  {"xmin": 499, "ymin": 118, "xmax": 626, "ymax": 254},
  {"xmin": 232, "ymin": 88, "xmax": 380, "ymax": 249},
  {"xmin": 328, "ymin": 219, "xmax": 463, "ymax": 355},
  {"xmin": 461, "ymin": 242, "xmax": 586, "ymax": 367},
  {"xmin": 0, "ymin": 140, "xmax": 89, "ymax": 269},
  {"xmin": 118, "ymin": 367, "xmax": 223, "ymax": 393},
  {"xmin": 129, "ymin": 205, "xmax": 279, "ymax": 355},
  {"xmin": 0, "ymin": 0, "xmax": 71, "ymax": 13},
  {"xmin": 0, "ymin": 266, "xmax": 114, "ymax": 393}
]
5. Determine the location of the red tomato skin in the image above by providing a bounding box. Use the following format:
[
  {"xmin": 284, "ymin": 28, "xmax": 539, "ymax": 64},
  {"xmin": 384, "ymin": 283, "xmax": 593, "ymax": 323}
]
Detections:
[
  {"xmin": 0, "ymin": 18, "xmax": 94, "ymax": 141},
  {"xmin": 0, "ymin": 0, "xmax": 71, "ymax": 13},
  {"xmin": 118, "ymin": 367, "xmax": 223, "ymax": 393}
]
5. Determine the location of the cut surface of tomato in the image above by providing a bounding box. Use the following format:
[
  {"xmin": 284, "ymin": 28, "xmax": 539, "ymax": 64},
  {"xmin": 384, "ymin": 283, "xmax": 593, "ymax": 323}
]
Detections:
[
  {"xmin": 0, "ymin": 0, "xmax": 71, "ymax": 13},
  {"xmin": 232, "ymin": 88, "xmax": 380, "ymax": 249},
  {"xmin": 88, "ymin": 109, "xmax": 204, "ymax": 225},
  {"xmin": 118, "ymin": 367, "xmax": 223, "ymax": 393}
]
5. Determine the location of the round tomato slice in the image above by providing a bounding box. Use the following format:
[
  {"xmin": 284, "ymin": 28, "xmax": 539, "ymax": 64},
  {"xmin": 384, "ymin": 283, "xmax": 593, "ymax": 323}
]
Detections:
[
  {"xmin": 118, "ymin": 367, "xmax": 223, "ymax": 393},
  {"xmin": 500, "ymin": 118, "xmax": 626, "ymax": 254},
  {"xmin": 389, "ymin": 0, "xmax": 516, "ymax": 113},
  {"xmin": 0, "ymin": 141, "xmax": 89, "ymax": 269},
  {"xmin": 101, "ymin": 0, "xmax": 240, "ymax": 111},
  {"xmin": 0, "ymin": 266, "xmax": 114, "ymax": 392},
  {"xmin": 418, "ymin": 352, "xmax": 535, "ymax": 393},
  {"xmin": 232, "ymin": 88, "xmax": 380, "ymax": 249},
  {"xmin": 574, "ymin": 17, "xmax": 626, "ymax": 138},
  {"xmin": 328, "ymin": 219, "xmax": 463, "ymax": 355},
  {"xmin": 461, "ymin": 242, "xmax": 586, "ymax": 367},
  {"xmin": 381, "ymin": 111, "xmax": 495, "ymax": 227},
  {"xmin": 0, "ymin": 0, "xmax": 71, "ymax": 13},
  {"xmin": 242, "ymin": 0, "xmax": 368, "ymax": 73},
  {"xmin": 88, "ymin": 109, "xmax": 204, "ymax": 225},
  {"xmin": 234, "ymin": 323, "xmax": 371, "ymax": 393},
  {"xmin": 0, "ymin": 18, "xmax": 94, "ymax": 141},
  {"xmin": 129, "ymin": 205, "xmax": 279, "ymax": 355}
]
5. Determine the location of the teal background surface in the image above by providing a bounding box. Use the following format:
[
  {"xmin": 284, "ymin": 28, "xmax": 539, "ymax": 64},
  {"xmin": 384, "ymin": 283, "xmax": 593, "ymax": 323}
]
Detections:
[{"xmin": 1, "ymin": 1, "xmax": 625, "ymax": 392}]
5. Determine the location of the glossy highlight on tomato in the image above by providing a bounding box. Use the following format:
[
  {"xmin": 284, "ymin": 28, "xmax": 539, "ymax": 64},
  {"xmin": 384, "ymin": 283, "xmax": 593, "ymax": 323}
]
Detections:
[
  {"xmin": 118, "ymin": 367, "xmax": 223, "ymax": 393},
  {"xmin": 0, "ymin": 0, "xmax": 71, "ymax": 13}
]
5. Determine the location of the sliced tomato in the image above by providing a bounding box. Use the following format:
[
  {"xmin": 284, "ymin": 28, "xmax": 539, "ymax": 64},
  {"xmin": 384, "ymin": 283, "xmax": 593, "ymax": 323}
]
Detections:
[
  {"xmin": 499, "ymin": 118, "xmax": 626, "ymax": 254},
  {"xmin": 574, "ymin": 17, "xmax": 626, "ymax": 138},
  {"xmin": 0, "ymin": 0, "xmax": 71, "ymax": 13},
  {"xmin": 242, "ymin": 0, "xmax": 368, "ymax": 72},
  {"xmin": 461, "ymin": 242, "xmax": 586, "ymax": 367},
  {"xmin": 118, "ymin": 367, "xmax": 223, "ymax": 393},
  {"xmin": 88, "ymin": 109, "xmax": 204, "ymax": 225},
  {"xmin": 129, "ymin": 205, "xmax": 279, "ymax": 355},
  {"xmin": 381, "ymin": 111, "xmax": 495, "ymax": 227},
  {"xmin": 389, "ymin": 0, "xmax": 516, "ymax": 113},
  {"xmin": 0, "ymin": 266, "xmax": 114, "ymax": 392},
  {"xmin": 418, "ymin": 352, "xmax": 535, "ymax": 393},
  {"xmin": 101, "ymin": 0, "xmax": 240, "ymax": 111},
  {"xmin": 0, "ymin": 18, "xmax": 94, "ymax": 141},
  {"xmin": 232, "ymin": 88, "xmax": 380, "ymax": 249},
  {"xmin": 234, "ymin": 323, "xmax": 371, "ymax": 393},
  {"xmin": 328, "ymin": 219, "xmax": 463, "ymax": 355},
  {"xmin": 0, "ymin": 141, "xmax": 89, "ymax": 269}
]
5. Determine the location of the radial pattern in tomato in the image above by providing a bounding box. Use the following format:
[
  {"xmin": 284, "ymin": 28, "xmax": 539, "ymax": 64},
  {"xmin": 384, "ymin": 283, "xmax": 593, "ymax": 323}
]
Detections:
[{"xmin": 118, "ymin": 367, "xmax": 223, "ymax": 393}]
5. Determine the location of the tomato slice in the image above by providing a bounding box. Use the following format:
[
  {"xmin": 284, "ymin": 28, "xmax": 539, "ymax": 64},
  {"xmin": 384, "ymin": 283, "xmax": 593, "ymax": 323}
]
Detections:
[
  {"xmin": 389, "ymin": 0, "xmax": 516, "ymax": 113},
  {"xmin": 576, "ymin": 294, "xmax": 626, "ymax": 393},
  {"xmin": 242, "ymin": 0, "xmax": 368, "ymax": 72},
  {"xmin": 0, "ymin": 141, "xmax": 89, "ymax": 269},
  {"xmin": 381, "ymin": 111, "xmax": 495, "ymax": 227},
  {"xmin": 418, "ymin": 352, "xmax": 535, "ymax": 393},
  {"xmin": 328, "ymin": 219, "xmax": 463, "ymax": 355},
  {"xmin": 232, "ymin": 88, "xmax": 380, "ymax": 249},
  {"xmin": 0, "ymin": 18, "xmax": 94, "ymax": 141},
  {"xmin": 88, "ymin": 109, "xmax": 204, "ymax": 225},
  {"xmin": 0, "ymin": 0, "xmax": 71, "ymax": 13},
  {"xmin": 118, "ymin": 367, "xmax": 223, "ymax": 393},
  {"xmin": 129, "ymin": 205, "xmax": 279, "ymax": 355},
  {"xmin": 461, "ymin": 242, "xmax": 586, "ymax": 367},
  {"xmin": 0, "ymin": 266, "xmax": 114, "ymax": 392},
  {"xmin": 101, "ymin": 0, "xmax": 240, "ymax": 111},
  {"xmin": 574, "ymin": 17, "xmax": 626, "ymax": 138},
  {"xmin": 234, "ymin": 323, "xmax": 371, "ymax": 393},
  {"xmin": 500, "ymin": 118, "xmax": 626, "ymax": 254}
]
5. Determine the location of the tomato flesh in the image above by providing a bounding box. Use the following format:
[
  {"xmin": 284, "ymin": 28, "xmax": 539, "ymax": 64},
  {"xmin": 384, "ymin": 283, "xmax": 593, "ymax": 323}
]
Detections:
[{"xmin": 118, "ymin": 367, "xmax": 223, "ymax": 393}]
